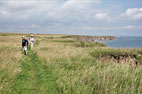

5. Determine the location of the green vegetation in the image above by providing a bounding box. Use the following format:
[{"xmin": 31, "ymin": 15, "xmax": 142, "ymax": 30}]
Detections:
[
  {"xmin": 90, "ymin": 48, "xmax": 142, "ymax": 64},
  {"xmin": 0, "ymin": 35, "xmax": 22, "ymax": 94},
  {"xmin": 74, "ymin": 41, "xmax": 106, "ymax": 47},
  {"xmin": 91, "ymin": 48, "xmax": 142, "ymax": 57},
  {"xmin": 0, "ymin": 33, "xmax": 142, "ymax": 94},
  {"xmin": 60, "ymin": 35, "xmax": 75, "ymax": 39},
  {"xmin": 53, "ymin": 40, "xmax": 75, "ymax": 43},
  {"xmin": 12, "ymin": 51, "xmax": 59, "ymax": 94}
]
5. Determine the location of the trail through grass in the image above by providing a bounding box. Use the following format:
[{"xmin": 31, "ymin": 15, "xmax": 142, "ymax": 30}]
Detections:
[
  {"xmin": 1, "ymin": 34, "xmax": 142, "ymax": 94},
  {"xmin": 12, "ymin": 50, "xmax": 59, "ymax": 94}
]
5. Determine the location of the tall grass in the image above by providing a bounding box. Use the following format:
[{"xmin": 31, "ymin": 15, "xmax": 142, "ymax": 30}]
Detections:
[
  {"xmin": 1, "ymin": 33, "xmax": 142, "ymax": 94},
  {"xmin": 34, "ymin": 35, "xmax": 142, "ymax": 94},
  {"xmin": 0, "ymin": 34, "xmax": 22, "ymax": 94}
]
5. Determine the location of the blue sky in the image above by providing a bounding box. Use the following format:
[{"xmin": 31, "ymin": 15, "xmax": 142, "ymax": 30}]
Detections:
[{"xmin": 0, "ymin": 0, "xmax": 142, "ymax": 36}]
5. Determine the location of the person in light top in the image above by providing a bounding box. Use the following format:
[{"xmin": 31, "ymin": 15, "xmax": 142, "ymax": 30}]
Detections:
[{"xmin": 29, "ymin": 35, "xmax": 34, "ymax": 50}]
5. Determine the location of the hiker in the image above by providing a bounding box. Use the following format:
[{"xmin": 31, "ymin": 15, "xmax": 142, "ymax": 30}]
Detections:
[
  {"xmin": 29, "ymin": 35, "xmax": 34, "ymax": 50},
  {"xmin": 22, "ymin": 36, "xmax": 28, "ymax": 55}
]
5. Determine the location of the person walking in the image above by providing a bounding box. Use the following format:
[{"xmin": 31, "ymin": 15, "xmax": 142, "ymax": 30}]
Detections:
[
  {"xmin": 22, "ymin": 36, "xmax": 28, "ymax": 55},
  {"xmin": 29, "ymin": 35, "xmax": 34, "ymax": 50}
]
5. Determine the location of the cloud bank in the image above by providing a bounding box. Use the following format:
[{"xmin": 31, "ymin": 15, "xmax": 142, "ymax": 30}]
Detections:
[
  {"xmin": 121, "ymin": 8, "xmax": 142, "ymax": 20},
  {"xmin": 0, "ymin": 0, "xmax": 142, "ymax": 36}
]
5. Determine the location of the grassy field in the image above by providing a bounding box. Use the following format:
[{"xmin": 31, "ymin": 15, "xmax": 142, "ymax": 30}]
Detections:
[{"xmin": 0, "ymin": 33, "xmax": 142, "ymax": 94}]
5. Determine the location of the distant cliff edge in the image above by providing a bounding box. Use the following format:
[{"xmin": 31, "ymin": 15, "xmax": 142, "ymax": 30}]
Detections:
[{"xmin": 75, "ymin": 35, "xmax": 116, "ymax": 42}]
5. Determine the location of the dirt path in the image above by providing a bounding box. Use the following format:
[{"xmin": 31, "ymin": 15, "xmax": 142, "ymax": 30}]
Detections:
[{"xmin": 12, "ymin": 50, "xmax": 59, "ymax": 94}]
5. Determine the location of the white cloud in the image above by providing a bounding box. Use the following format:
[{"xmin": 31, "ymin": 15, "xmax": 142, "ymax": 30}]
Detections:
[
  {"xmin": 0, "ymin": 0, "xmax": 101, "ymax": 19},
  {"xmin": 31, "ymin": 24, "xmax": 39, "ymax": 28},
  {"xmin": 95, "ymin": 13, "xmax": 108, "ymax": 20},
  {"xmin": 82, "ymin": 26, "xmax": 122, "ymax": 31},
  {"xmin": 0, "ymin": 9, "xmax": 9, "ymax": 16},
  {"xmin": 0, "ymin": 0, "xmax": 63, "ymax": 21},
  {"xmin": 83, "ymin": 25, "xmax": 142, "ymax": 31},
  {"xmin": 124, "ymin": 25, "xmax": 142, "ymax": 30},
  {"xmin": 2, "ymin": 0, "xmax": 37, "ymax": 7},
  {"xmin": 121, "ymin": 8, "xmax": 142, "ymax": 20},
  {"xmin": 62, "ymin": 0, "xmax": 101, "ymax": 8}
]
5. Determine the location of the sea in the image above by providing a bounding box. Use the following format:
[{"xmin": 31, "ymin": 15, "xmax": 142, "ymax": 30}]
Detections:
[{"xmin": 98, "ymin": 36, "xmax": 142, "ymax": 48}]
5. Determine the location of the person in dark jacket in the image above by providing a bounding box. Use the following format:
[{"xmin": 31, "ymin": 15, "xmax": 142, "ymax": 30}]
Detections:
[{"xmin": 22, "ymin": 36, "xmax": 28, "ymax": 55}]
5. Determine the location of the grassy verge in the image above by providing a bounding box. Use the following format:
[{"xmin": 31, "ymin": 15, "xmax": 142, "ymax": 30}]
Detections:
[
  {"xmin": 36, "ymin": 47, "xmax": 142, "ymax": 94},
  {"xmin": 90, "ymin": 48, "xmax": 142, "ymax": 64},
  {"xmin": 35, "ymin": 35, "xmax": 142, "ymax": 94},
  {"xmin": 0, "ymin": 39, "xmax": 22, "ymax": 94},
  {"xmin": 73, "ymin": 41, "xmax": 106, "ymax": 47}
]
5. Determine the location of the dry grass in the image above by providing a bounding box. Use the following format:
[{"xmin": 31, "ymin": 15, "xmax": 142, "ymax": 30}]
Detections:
[
  {"xmin": 0, "ymin": 34, "xmax": 22, "ymax": 94},
  {"xmin": 34, "ymin": 34, "xmax": 142, "ymax": 94},
  {"xmin": 1, "ymin": 33, "xmax": 142, "ymax": 94}
]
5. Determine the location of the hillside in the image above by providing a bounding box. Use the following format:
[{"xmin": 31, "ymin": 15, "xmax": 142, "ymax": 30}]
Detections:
[{"xmin": 0, "ymin": 33, "xmax": 142, "ymax": 94}]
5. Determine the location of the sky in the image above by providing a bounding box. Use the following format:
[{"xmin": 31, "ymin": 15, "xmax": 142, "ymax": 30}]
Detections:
[{"xmin": 0, "ymin": 0, "xmax": 142, "ymax": 36}]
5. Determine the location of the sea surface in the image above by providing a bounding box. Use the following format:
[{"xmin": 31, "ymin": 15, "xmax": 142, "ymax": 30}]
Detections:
[{"xmin": 98, "ymin": 36, "xmax": 142, "ymax": 48}]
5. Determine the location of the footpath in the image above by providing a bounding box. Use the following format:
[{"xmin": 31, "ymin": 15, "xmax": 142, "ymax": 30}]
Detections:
[{"xmin": 12, "ymin": 49, "xmax": 59, "ymax": 94}]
